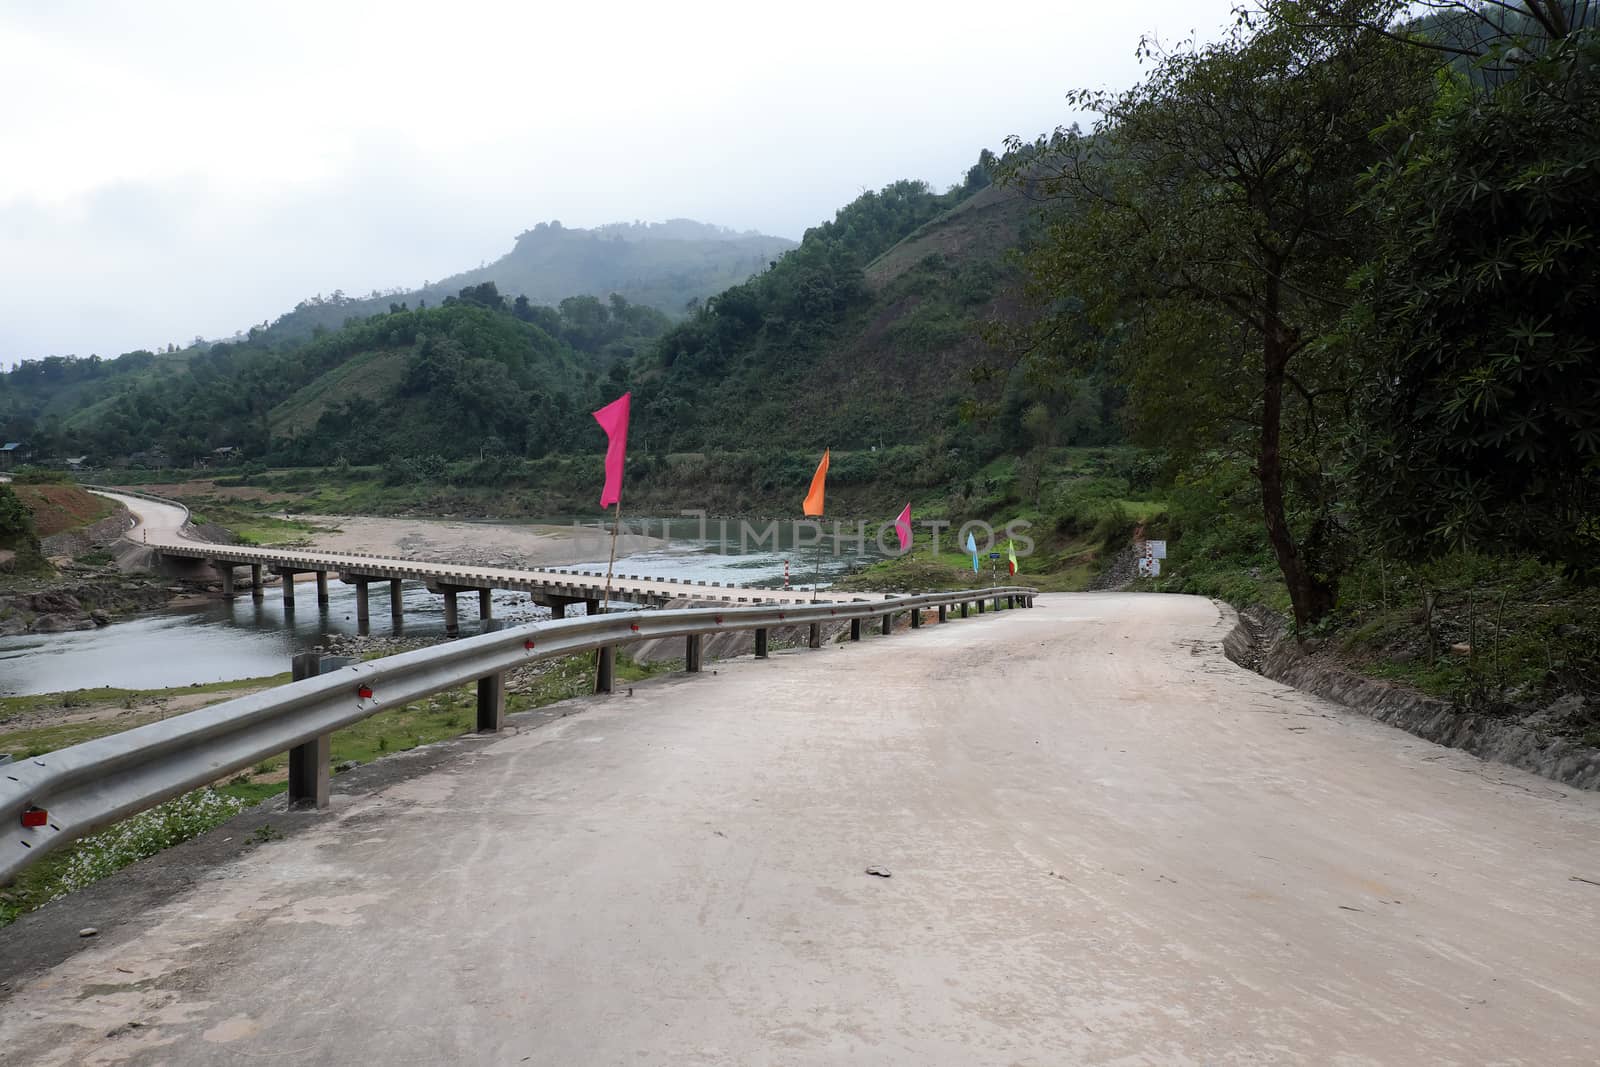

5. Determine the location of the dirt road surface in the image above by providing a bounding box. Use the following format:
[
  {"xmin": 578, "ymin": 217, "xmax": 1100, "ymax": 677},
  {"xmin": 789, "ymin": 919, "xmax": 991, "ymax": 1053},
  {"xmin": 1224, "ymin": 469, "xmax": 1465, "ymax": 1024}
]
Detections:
[{"xmin": 2, "ymin": 594, "xmax": 1596, "ymax": 1064}]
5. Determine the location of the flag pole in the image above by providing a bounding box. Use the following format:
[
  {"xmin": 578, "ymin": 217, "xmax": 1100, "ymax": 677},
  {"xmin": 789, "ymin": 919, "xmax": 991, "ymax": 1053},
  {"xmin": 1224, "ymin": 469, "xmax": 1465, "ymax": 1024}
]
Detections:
[
  {"xmin": 593, "ymin": 496, "xmax": 622, "ymax": 694},
  {"xmin": 601, "ymin": 497, "xmax": 622, "ymax": 614},
  {"xmin": 810, "ymin": 514, "xmax": 825, "ymax": 603}
]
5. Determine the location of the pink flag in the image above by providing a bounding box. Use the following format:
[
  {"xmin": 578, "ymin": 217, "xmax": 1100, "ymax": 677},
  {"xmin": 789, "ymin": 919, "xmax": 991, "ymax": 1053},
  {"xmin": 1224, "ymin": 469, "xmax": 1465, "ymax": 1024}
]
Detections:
[
  {"xmin": 894, "ymin": 503, "xmax": 912, "ymax": 552},
  {"xmin": 592, "ymin": 392, "xmax": 631, "ymax": 508}
]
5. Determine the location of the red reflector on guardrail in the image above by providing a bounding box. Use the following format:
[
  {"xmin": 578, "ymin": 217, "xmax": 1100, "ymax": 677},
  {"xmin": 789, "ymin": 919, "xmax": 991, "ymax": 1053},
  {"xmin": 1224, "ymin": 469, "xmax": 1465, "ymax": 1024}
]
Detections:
[
  {"xmin": 524, "ymin": 640, "xmax": 536, "ymax": 651},
  {"xmin": 21, "ymin": 807, "xmax": 47, "ymax": 829},
  {"xmin": 629, "ymin": 623, "xmax": 640, "ymax": 632},
  {"xmin": 357, "ymin": 685, "xmax": 374, "ymax": 700}
]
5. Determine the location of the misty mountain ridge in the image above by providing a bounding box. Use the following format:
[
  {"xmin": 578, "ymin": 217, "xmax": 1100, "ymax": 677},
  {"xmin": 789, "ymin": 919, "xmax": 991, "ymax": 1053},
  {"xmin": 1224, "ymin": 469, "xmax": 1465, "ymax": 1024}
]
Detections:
[{"xmin": 263, "ymin": 217, "xmax": 796, "ymax": 345}]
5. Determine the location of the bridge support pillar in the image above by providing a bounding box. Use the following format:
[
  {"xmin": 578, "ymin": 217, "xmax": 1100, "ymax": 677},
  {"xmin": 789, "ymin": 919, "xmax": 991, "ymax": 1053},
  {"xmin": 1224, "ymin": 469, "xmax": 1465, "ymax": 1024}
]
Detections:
[
  {"xmin": 549, "ymin": 600, "xmax": 566, "ymax": 620},
  {"xmin": 443, "ymin": 589, "xmax": 459, "ymax": 638},
  {"xmin": 390, "ymin": 579, "xmax": 403, "ymax": 617},
  {"xmin": 479, "ymin": 588, "xmax": 492, "ymax": 620},
  {"xmin": 251, "ymin": 564, "xmax": 263, "ymax": 600},
  {"xmin": 477, "ymin": 672, "xmax": 505, "ymax": 732},
  {"xmin": 754, "ymin": 628, "xmax": 769, "ymax": 659},
  {"xmin": 911, "ymin": 608, "xmax": 921, "ymax": 629},
  {"xmin": 280, "ymin": 571, "xmax": 296, "ymax": 610},
  {"xmin": 938, "ymin": 604, "xmax": 947, "ymax": 623},
  {"xmin": 585, "ymin": 598, "xmax": 600, "ymax": 616},
  {"xmin": 287, "ymin": 652, "xmax": 330, "ymax": 809},
  {"xmin": 685, "ymin": 633, "xmax": 703, "ymax": 673},
  {"xmin": 881, "ymin": 612, "xmax": 893, "ymax": 636},
  {"xmin": 808, "ymin": 622, "xmax": 821, "ymax": 649},
  {"xmin": 355, "ymin": 579, "xmax": 370, "ymax": 627},
  {"xmin": 596, "ymin": 645, "xmax": 615, "ymax": 693},
  {"xmin": 316, "ymin": 571, "xmax": 329, "ymax": 606},
  {"xmin": 214, "ymin": 563, "xmax": 235, "ymax": 599},
  {"xmin": 850, "ymin": 618, "xmax": 861, "ymax": 642}
]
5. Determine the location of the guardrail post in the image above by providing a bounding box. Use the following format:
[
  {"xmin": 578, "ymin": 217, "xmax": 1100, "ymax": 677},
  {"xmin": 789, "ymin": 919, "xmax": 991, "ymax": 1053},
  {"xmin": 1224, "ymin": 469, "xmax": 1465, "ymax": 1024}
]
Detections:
[
  {"xmin": 478, "ymin": 588, "xmax": 492, "ymax": 620},
  {"xmin": 596, "ymin": 645, "xmax": 615, "ymax": 693},
  {"xmin": 316, "ymin": 570, "xmax": 329, "ymax": 606},
  {"xmin": 1007, "ymin": 594, "xmax": 1016, "ymax": 609},
  {"xmin": 961, "ymin": 601, "xmax": 969, "ymax": 619},
  {"xmin": 881, "ymin": 612, "xmax": 893, "ymax": 636},
  {"xmin": 754, "ymin": 628, "xmax": 769, "ymax": 659},
  {"xmin": 976, "ymin": 598, "xmax": 984, "ymax": 614},
  {"xmin": 910, "ymin": 608, "xmax": 921, "ymax": 629},
  {"xmin": 938, "ymin": 604, "xmax": 947, "ymax": 623},
  {"xmin": 993, "ymin": 594, "xmax": 1003, "ymax": 612},
  {"xmin": 390, "ymin": 579, "xmax": 403, "ymax": 618},
  {"xmin": 850, "ymin": 618, "xmax": 861, "ymax": 641},
  {"xmin": 808, "ymin": 622, "xmax": 821, "ymax": 649},
  {"xmin": 215, "ymin": 562, "xmax": 234, "ymax": 599},
  {"xmin": 477, "ymin": 671, "xmax": 505, "ymax": 732},
  {"xmin": 287, "ymin": 652, "xmax": 330, "ymax": 809},
  {"xmin": 443, "ymin": 589, "xmax": 459, "ymax": 637},
  {"xmin": 252, "ymin": 563, "xmax": 264, "ymax": 601},
  {"xmin": 685, "ymin": 634, "xmax": 703, "ymax": 673}
]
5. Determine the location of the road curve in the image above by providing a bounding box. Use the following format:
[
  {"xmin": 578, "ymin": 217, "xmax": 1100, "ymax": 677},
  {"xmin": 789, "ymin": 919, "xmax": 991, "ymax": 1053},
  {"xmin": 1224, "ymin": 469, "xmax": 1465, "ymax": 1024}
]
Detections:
[
  {"xmin": 93, "ymin": 489, "xmax": 191, "ymax": 545},
  {"xmin": 2, "ymin": 593, "xmax": 1596, "ymax": 1064}
]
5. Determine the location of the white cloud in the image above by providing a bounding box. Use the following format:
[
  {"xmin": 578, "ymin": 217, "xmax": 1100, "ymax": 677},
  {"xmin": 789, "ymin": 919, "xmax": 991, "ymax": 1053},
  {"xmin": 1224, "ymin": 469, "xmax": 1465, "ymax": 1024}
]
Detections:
[{"xmin": 0, "ymin": 0, "xmax": 1242, "ymax": 361}]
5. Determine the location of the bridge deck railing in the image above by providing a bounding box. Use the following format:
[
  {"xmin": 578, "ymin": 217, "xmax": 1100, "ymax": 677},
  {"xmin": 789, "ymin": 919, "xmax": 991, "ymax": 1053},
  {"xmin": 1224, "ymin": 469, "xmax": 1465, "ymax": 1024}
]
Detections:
[{"xmin": 2, "ymin": 585, "xmax": 1037, "ymax": 883}]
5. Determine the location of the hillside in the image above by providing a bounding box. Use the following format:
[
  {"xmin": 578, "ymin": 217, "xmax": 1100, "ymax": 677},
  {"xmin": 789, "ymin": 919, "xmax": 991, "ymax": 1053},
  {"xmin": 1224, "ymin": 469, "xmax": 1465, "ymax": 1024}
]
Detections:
[
  {"xmin": 0, "ymin": 154, "xmax": 1107, "ymax": 470},
  {"xmin": 629, "ymin": 174, "xmax": 1072, "ymax": 455},
  {"xmin": 259, "ymin": 219, "xmax": 796, "ymax": 345}
]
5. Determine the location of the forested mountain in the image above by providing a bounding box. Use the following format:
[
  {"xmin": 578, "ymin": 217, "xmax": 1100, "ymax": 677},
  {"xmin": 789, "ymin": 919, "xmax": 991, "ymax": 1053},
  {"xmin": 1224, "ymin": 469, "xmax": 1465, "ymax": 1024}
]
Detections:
[
  {"xmin": 258, "ymin": 219, "xmax": 796, "ymax": 344},
  {"xmin": 2, "ymin": 155, "xmax": 1106, "ymax": 468}
]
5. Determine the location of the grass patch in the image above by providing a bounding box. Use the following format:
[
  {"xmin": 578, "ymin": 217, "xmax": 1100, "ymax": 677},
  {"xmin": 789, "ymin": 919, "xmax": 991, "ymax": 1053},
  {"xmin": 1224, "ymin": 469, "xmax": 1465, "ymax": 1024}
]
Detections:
[{"xmin": 0, "ymin": 789, "xmax": 245, "ymax": 927}]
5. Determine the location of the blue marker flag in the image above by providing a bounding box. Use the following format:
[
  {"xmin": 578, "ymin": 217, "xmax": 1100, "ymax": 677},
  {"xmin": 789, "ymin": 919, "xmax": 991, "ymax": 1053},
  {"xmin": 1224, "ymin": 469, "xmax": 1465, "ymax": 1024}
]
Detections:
[{"xmin": 966, "ymin": 530, "xmax": 979, "ymax": 573}]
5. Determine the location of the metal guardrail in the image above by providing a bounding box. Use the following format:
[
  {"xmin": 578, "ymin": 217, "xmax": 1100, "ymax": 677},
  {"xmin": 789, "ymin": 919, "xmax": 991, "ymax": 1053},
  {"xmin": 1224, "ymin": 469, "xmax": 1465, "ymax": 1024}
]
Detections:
[{"xmin": 1, "ymin": 585, "xmax": 1036, "ymax": 883}]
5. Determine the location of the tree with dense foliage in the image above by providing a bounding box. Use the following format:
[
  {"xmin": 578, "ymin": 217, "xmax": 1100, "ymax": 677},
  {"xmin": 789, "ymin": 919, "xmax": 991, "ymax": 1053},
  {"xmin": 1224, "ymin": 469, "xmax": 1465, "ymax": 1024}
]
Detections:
[
  {"xmin": 999, "ymin": 3, "xmax": 1432, "ymax": 628},
  {"xmin": 1350, "ymin": 27, "xmax": 1600, "ymax": 574}
]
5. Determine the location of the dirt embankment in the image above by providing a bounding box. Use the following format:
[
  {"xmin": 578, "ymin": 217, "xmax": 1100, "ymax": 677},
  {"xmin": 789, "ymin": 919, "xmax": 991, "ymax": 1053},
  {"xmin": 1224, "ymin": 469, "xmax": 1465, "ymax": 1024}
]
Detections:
[{"xmin": 1224, "ymin": 606, "xmax": 1600, "ymax": 789}]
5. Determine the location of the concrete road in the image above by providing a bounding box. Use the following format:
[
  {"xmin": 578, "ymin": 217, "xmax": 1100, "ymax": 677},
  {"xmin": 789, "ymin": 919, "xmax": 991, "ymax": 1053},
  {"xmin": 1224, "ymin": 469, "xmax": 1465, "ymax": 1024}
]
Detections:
[
  {"xmin": 2, "ymin": 594, "xmax": 1597, "ymax": 1065},
  {"xmin": 94, "ymin": 490, "xmax": 189, "ymax": 545}
]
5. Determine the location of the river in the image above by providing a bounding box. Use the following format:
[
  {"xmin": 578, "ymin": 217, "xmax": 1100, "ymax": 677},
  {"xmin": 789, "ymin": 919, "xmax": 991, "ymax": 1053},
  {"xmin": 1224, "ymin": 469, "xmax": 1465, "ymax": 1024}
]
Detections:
[{"xmin": 0, "ymin": 516, "xmax": 883, "ymax": 697}]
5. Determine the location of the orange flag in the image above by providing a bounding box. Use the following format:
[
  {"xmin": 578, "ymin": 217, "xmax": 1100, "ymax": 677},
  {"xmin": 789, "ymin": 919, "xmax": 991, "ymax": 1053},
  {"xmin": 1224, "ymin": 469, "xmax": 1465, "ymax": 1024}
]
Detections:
[{"xmin": 803, "ymin": 449, "xmax": 829, "ymax": 517}]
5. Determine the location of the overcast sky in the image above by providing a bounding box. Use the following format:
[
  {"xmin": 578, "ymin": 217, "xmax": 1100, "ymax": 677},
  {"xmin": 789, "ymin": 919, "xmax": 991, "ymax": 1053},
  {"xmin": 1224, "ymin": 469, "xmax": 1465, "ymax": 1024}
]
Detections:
[{"xmin": 0, "ymin": 0, "xmax": 1241, "ymax": 365}]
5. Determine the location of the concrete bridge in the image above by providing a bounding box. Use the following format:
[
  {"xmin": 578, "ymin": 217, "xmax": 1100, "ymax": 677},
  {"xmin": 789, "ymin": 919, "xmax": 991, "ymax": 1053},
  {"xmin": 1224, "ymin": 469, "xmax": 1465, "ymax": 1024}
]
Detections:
[{"xmin": 96, "ymin": 490, "xmax": 863, "ymax": 635}]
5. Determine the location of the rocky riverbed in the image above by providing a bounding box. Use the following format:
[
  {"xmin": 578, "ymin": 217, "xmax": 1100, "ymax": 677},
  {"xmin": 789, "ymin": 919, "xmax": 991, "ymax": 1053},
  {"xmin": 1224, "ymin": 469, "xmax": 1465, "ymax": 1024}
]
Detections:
[{"xmin": 0, "ymin": 571, "xmax": 178, "ymax": 637}]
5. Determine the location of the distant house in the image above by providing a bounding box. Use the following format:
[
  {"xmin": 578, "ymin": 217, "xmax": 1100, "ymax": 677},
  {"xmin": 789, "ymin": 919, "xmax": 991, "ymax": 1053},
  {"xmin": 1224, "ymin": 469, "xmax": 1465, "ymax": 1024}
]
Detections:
[
  {"xmin": 0, "ymin": 442, "xmax": 23, "ymax": 470},
  {"xmin": 128, "ymin": 447, "xmax": 171, "ymax": 470},
  {"xmin": 64, "ymin": 456, "xmax": 89, "ymax": 471},
  {"xmin": 194, "ymin": 445, "xmax": 241, "ymax": 470}
]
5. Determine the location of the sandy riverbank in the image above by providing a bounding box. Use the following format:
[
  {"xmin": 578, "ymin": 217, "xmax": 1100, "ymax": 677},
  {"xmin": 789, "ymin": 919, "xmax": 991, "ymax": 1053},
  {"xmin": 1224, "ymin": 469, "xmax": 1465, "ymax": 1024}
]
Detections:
[{"xmin": 283, "ymin": 514, "xmax": 666, "ymax": 570}]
